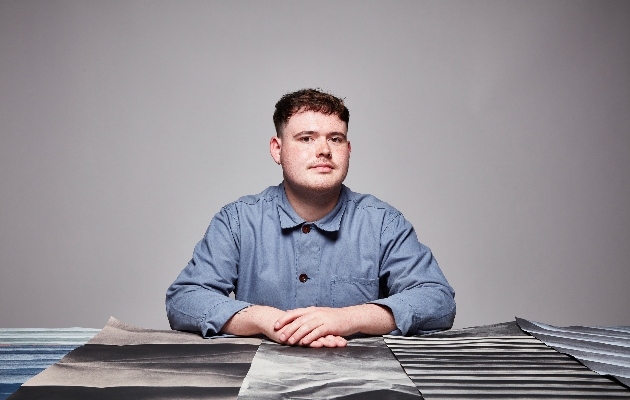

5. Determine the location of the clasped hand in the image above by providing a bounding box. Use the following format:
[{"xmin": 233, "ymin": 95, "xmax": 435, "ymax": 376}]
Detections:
[
  {"xmin": 221, "ymin": 303, "xmax": 395, "ymax": 348},
  {"xmin": 272, "ymin": 306, "xmax": 353, "ymax": 348}
]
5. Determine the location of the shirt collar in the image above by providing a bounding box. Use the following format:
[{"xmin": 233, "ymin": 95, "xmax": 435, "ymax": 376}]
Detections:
[{"xmin": 276, "ymin": 182, "xmax": 348, "ymax": 232}]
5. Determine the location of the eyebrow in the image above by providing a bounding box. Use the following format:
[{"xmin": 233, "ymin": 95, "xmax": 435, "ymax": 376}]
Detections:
[{"xmin": 293, "ymin": 130, "xmax": 347, "ymax": 137}]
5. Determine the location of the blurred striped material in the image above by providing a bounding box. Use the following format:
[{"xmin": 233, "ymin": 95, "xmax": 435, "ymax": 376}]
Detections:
[
  {"xmin": 0, "ymin": 328, "xmax": 99, "ymax": 400},
  {"xmin": 517, "ymin": 318, "xmax": 630, "ymax": 388},
  {"xmin": 385, "ymin": 333, "xmax": 630, "ymax": 399},
  {"xmin": 0, "ymin": 328, "xmax": 100, "ymax": 345}
]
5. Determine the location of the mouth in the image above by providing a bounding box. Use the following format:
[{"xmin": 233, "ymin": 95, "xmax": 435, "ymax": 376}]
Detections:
[{"xmin": 310, "ymin": 163, "xmax": 334, "ymax": 172}]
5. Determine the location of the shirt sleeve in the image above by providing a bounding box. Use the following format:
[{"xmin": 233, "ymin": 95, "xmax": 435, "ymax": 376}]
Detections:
[
  {"xmin": 369, "ymin": 212, "xmax": 456, "ymax": 335},
  {"xmin": 165, "ymin": 205, "xmax": 251, "ymax": 337}
]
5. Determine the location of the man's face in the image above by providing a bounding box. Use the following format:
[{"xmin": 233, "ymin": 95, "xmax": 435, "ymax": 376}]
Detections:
[{"xmin": 270, "ymin": 110, "xmax": 351, "ymax": 196}]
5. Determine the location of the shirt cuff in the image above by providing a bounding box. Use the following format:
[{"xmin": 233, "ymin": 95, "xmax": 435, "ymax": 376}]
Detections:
[
  {"xmin": 199, "ymin": 299, "xmax": 252, "ymax": 337},
  {"xmin": 369, "ymin": 297, "xmax": 415, "ymax": 336}
]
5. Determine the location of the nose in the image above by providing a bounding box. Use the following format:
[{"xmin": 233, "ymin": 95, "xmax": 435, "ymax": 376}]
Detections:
[{"xmin": 317, "ymin": 137, "xmax": 332, "ymax": 158}]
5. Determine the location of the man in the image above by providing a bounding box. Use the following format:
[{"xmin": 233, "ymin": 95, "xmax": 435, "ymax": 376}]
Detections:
[{"xmin": 166, "ymin": 89, "xmax": 455, "ymax": 348}]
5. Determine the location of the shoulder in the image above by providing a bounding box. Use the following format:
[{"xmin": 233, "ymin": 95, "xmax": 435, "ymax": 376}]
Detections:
[
  {"xmin": 221, "ymin": 185, "xmax": 281, "ymax": 216},
  {"xmin": 342, "ymin": 186, "xmax": 402, "ymax": 225},
  {"xmin": 233, "ymin": 185, "xmax": 281, "ymax": 205},
  {"xmin": 343, "ymin": 186, "xmax": 400, "ymax": 213}
]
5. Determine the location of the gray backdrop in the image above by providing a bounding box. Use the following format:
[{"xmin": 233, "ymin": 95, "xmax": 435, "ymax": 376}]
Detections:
[{"xmin": 1, "ymin": 0, "xmax": 629, "ymax": 330}]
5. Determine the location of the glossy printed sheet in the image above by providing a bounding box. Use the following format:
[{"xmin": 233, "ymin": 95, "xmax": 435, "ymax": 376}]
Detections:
[{"xmin": 238, "ymin": 336, "xmax": 422, "ymax": 399}]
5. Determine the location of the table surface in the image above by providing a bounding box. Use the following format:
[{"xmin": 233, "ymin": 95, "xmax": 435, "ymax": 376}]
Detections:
[{"xmin": 2, "ymin": 319, "xmax": 629, "ymax": 400}]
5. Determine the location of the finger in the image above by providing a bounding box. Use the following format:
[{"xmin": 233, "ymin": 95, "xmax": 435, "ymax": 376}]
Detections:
[
  {"xmin": 280, "ymin": 310, "xmax": 325, "ymax": 343},
  {"xmin": 318, "ymin": 335, "xmax": 347, "ymax": 348},
  {"xmin": 273, "ymin": 308, "xmax": 310, "ymax": 330},
  {"xmin": 320, "ymin": 336, "xmax": 335, "ymax": 347},
  {"xmin": 307, "ymin": 338, "xmax": 325, "ymax": 348},
  {"xmin": 317, "ymin": 335, "xmax": 337, "ymax": 347},
  {"xmin": 332, "ymin": 335, "xmax": 348, "ymax": 347},
  {"xmin": 313, "ymin": 335, "xmax": 342, "ymax": 348},
  {"xmin": 298, "ymin": 325, "xmax": 329, "ymax": 346},
  {"xmin": 307, "ymin": 336, "xmax": 331, "ymax": 348},
  {"xmin": 321, "ymin": 335, "xmax": 345, "ymax": 348},
  {"xmin": 278, "ymin": 315, "xmax": 312, "ymax": 343},
  {"xmin": 287, "ymin": 319, "xmax": 324, "ymax": 345}
]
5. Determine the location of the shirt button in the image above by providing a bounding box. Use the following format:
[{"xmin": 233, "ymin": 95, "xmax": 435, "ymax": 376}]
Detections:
[
  {"xmin": 302, "ymin": 225, "xmax": 311, "ymax": 234},
  {"xmin": 299, "ymin": 273, "xmax": 308, "ymax": 283}
]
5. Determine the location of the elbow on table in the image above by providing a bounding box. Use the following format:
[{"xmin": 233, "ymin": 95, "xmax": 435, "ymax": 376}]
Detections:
[
  {"xmin": 422, "ymin": 303, "xmax": 456, "ymax": 332},
  {"xmin": 165, "ymin": 292, "xmax": 200, "ymax": 333},
  {"xmin": 412, "ymin": 292, "xmax": 456, "ymax": 335}
]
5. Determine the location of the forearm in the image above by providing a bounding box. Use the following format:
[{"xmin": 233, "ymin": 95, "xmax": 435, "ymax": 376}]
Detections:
[
  {"xmin": 347, "ymin": 303, "xmax": 397, "ymax": 335},
  {"xmin": 220, "ymin": 305, "xmax": 285, "ymax": 337}
]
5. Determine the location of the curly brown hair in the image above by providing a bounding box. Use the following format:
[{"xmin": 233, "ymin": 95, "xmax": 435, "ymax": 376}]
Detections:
[{"xmin": 273, "ymin": 88, "xmax": 349, "ymax": 137}]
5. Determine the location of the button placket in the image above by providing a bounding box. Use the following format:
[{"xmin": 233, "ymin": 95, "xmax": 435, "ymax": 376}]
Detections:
[
  {"xmin": 295, "ymin": 223, "xmax": 320, "ymax": 307},
  {"xmin": 299, "ymin": 225, "xmax": 311, "ymax": 283}
]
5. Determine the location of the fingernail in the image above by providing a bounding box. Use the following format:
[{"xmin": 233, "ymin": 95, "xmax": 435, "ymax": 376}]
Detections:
[{"xmin": 280, "ymin": 334, "xmax": 285, "ymax": 340}]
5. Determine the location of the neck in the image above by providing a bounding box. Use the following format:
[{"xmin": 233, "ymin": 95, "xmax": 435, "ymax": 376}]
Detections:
[{"xmin": 283, "ymin": 182, "xmax": 342, "ymax": 223}]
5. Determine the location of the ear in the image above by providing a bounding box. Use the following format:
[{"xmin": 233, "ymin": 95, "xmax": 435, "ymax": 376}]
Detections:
[
  {"xmin": 270, "ymin": 136, "xmax": 282, "ymax": 165},
  {"xmin": 348, "ymin": 140, "xmax": 351, "ymax": 154}
]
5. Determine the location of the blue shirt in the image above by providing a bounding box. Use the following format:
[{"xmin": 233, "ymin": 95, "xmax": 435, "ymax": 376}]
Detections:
[{"xmin": 166, "ymin": 183, "xmax": 455, "ymax": 336}]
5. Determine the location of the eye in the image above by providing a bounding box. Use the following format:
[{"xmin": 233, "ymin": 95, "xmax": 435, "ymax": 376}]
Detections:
[
  {"xmin": 329, "ymin": 136, "xmax": 344, "ymax": 143},
  {"xmin": 299, "ymin": 136, "xmax": 312, "ymax": 143}
]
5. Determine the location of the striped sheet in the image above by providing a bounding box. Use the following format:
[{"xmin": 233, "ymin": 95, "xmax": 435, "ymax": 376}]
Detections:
[
  {"xmin": 384, "ymin": 334, "xmax": 630, "ymax": 399},
  {"xmin": 0, "ymin": 328, "xmax": 99, "ymax": 400},
  {"xmin": 517, "ymin": 318, "xmax": 630, "ymax": 388}
]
